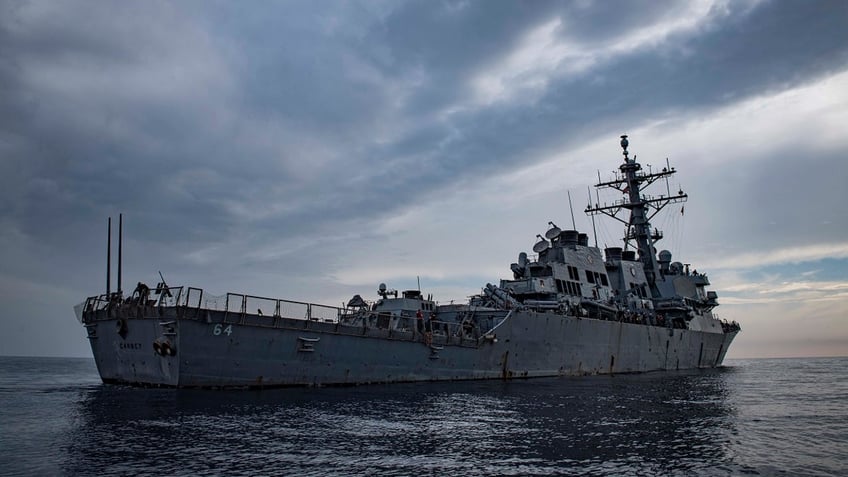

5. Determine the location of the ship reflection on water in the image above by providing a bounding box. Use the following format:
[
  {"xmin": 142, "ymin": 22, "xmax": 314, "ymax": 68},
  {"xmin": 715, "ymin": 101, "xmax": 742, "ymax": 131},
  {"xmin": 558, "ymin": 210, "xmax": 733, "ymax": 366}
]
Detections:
[{"xmin": 63, "ymin": 368, "xmax": 744, "ymax": 476}]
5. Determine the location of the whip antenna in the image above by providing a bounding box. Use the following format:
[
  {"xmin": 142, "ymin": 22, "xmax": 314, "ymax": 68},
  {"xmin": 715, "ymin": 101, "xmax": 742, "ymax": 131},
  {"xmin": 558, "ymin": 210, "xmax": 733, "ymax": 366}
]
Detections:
[{"xmin": 567, "ymin": 190, "xmax": 576, "ymax": 230}]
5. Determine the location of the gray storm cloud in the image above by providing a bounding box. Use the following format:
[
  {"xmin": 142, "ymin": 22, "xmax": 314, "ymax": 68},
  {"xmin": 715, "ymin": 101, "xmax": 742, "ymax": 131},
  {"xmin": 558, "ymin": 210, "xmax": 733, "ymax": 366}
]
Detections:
[{"xmin": 1, "ymin": 0, "xmax": 847, "ymax": 358}]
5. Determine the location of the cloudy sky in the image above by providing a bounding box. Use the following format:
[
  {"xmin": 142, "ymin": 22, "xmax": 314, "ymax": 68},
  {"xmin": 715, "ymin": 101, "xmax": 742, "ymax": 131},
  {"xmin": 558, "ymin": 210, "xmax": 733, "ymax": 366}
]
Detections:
[{"xmin": 2, "ymin": 0, "xmax": 847, "ymax": 359}]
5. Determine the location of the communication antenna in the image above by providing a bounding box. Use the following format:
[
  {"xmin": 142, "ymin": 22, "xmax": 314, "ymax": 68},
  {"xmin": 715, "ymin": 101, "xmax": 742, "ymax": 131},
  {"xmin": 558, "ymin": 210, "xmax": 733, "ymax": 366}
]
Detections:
[
  {"xmin": 567, "ymin": 190, "xmax": 576, "ymax": 229},
  {"xmin": 533, "ymin": 234, "xmax": 550, "ymax": 253},
  {"xmin": 588, "ymin": 186, "xmax": 598, "ymax": 247},
  {"xmin": 106, "ymin": 217, "xmax": 111, "ymax": 296},
  {"xmin": 545, "ymin": 221, "xmax": 561, "ymax": 240},
  {"xmin": 118, "ymin": 213, "xmax": 123, "ymax": 296}
]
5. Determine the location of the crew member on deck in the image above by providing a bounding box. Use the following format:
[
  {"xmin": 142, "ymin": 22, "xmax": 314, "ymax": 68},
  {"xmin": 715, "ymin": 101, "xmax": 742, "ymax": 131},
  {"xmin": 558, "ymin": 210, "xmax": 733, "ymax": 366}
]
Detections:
[{"xmin": 424, "ymin": 313, "xmax": 434, "ymax": 346}]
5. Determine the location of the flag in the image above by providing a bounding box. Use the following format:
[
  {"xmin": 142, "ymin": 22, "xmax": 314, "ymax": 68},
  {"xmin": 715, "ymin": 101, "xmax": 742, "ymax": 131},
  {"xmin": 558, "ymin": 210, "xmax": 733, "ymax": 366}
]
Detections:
[{"xmin": 681, "ymin": 206, "xmax": 685, "ymax": 216}]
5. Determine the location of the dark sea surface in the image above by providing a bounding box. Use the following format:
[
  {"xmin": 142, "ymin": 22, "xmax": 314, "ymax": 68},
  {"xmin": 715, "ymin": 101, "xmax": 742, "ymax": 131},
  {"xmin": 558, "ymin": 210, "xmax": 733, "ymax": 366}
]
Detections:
[{"xmin": 0, "ymin": 357, "xmax": 845, "ymax": 476}]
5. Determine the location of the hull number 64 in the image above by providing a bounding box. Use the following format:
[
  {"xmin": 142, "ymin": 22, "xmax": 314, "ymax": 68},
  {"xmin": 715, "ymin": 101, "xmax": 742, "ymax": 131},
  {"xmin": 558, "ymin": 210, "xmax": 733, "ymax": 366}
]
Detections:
[{"xmin": 213, "ymin": 324, "xmax": 233, "ymax": 336}]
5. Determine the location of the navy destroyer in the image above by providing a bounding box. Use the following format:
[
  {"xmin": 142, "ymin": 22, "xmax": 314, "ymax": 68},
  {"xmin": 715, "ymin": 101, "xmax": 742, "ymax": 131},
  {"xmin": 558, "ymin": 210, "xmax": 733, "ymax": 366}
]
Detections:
[{"xmin": 76, "ymin": 136, "xmax": 740, "ymax": 387}]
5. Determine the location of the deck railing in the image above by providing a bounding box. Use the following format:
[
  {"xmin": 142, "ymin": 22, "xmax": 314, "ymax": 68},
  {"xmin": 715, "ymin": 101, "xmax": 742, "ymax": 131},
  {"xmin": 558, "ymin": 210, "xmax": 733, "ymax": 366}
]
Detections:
[
  {"xmin": 221, "ymin": 292, "xmax": 343, "ymax": 324},
  {"xmin": 82, "ymin": 286, "xmax": 345, "ymax": 325}
]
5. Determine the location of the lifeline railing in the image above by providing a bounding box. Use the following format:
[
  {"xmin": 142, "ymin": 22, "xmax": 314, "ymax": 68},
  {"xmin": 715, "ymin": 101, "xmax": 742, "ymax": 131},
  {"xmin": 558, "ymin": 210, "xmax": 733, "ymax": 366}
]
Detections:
[
  {"xmin": 81, "ymin": 286, "xmax": 344, "ymax": 324},
  {"xmin": 221, "ymin": 292, "xmax": 343, "ymax": 324}
]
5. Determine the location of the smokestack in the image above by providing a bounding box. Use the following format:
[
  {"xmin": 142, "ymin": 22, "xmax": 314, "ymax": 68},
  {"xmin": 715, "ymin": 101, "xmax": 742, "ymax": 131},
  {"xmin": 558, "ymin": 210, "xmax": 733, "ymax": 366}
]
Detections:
[{"xmin": 107, "ymin": 217, "xmax": 112, "ymax": 296}]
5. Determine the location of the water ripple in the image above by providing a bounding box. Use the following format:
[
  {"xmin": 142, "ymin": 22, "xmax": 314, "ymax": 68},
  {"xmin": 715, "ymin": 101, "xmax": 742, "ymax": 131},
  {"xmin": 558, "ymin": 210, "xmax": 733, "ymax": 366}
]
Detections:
[{"xmin": 0, "ymin": 357, "xmax": 846, "ymax": 476}]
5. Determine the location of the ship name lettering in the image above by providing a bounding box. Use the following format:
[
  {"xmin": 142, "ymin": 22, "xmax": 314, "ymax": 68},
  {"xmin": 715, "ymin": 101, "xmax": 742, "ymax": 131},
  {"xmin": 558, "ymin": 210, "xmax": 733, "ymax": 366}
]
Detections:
[{"xmin": 119, "ymin": 342, "xmax": 142, "ymax": 350}]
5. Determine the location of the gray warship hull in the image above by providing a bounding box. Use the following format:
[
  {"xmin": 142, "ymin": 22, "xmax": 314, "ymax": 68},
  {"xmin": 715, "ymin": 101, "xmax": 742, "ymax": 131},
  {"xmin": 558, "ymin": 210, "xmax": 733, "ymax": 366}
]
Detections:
[{"xmin": 81, "ymin": 302, "xmax": 737, "ymax": 388}]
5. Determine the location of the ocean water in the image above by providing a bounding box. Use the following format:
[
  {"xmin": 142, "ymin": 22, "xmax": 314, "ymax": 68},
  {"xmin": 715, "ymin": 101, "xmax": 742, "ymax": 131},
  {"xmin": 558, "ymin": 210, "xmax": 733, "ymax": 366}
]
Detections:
[{"xmin": 0, "ymin": 357, "xmax": 845, "ymax": 476}]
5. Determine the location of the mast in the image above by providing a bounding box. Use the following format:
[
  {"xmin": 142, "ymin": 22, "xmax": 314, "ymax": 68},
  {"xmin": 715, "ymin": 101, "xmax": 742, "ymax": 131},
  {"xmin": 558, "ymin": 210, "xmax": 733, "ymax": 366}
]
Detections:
[
  {"xmin": 118, "ymin": 213, "xmax": 122, "ymax": 296},
  {"xmin": 588, "ymin": 186, "xmax": 598, "ymax": 247},
  {"xmin": 585, "ymin": 135, "xmax": 687, "ymax": 295},
  {"xmin": 107, "ymin": 217, "xmax": 111, "ymax": 297}
]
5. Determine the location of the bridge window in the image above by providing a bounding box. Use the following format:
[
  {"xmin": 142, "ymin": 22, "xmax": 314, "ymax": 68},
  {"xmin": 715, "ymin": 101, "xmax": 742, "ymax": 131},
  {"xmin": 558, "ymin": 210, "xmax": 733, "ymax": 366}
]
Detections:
[{"xmin": 565, "ymin": 281, "xmax": 582, "ymax": 296}]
